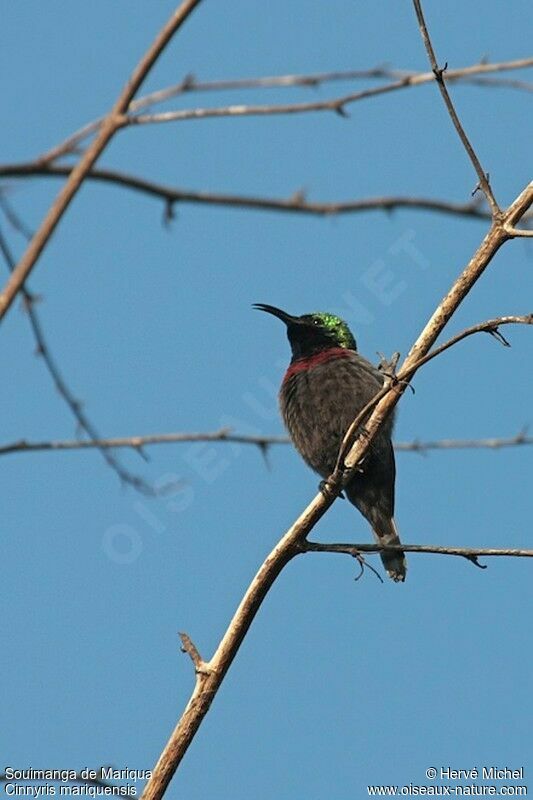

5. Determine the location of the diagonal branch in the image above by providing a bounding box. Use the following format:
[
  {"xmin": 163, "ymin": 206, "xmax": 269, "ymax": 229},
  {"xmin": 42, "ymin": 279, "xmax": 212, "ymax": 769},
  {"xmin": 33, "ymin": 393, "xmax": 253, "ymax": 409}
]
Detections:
[
  {"xmin": 141, "ymin": 184, "xmax": 533, "ymax": 800},
  {"xmin": 0, "ymin": 0, "xmax": 204, "ymax": 326},
  {"xmin": 411, "ymin": 0, "xmax": 500, "ymax": 216}
]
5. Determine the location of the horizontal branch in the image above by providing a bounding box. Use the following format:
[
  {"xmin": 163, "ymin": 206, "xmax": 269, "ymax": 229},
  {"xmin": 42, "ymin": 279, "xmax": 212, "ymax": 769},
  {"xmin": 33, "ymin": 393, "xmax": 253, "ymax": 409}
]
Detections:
[
  {"xmin": 0, "ymin": 429, "xmax": 531, "ymax": 457},
  {"xmin": 129, "ymin": 57, "xmax": 533, "ymax": 105},
  {"xmin": 1, "ymin": 316, "xmax": 529, "ymax": 464},
  {"xmin": 5, "ymin": 162, "xmax": 526, "ymax": 223},
  {"xmin": 127, "ymin": 57, "xmax": 533, "ymax": 127},
  {"xmin": 303, "ymin": 541, "xmax": 533, "ymax": 559},
  {"xmin": 36, "ymin": 56, "xmax": 533, "ymax": 163}
]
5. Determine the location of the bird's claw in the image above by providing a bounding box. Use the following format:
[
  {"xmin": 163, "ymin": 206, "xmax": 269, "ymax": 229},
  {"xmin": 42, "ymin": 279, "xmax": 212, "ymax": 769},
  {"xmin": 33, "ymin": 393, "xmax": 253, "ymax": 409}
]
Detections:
[
  {"xmin": 377, "ymin": 350, "xmax": 400, "ymax": 378},
  {"xmin": 377, "ymin": 351, "xmax": 415, "ymax": 394},
  {"xmin": 319, "ymin": 480, "xmax": 344, "ymax": 500}
]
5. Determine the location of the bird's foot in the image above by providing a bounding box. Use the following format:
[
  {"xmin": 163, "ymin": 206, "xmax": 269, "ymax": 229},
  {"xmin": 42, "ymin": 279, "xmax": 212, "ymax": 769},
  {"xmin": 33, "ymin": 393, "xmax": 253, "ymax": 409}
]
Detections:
[
  {"xmin": 377, "ymin": 350, "xmax": 400, "ymax": 377},
  {"xmin": 318, "ymin": 480, "xmax": 344, "ymax": 500},
  {"xmin": 377, "ymin": 350, "xmax": 415, "ymax": 395}
]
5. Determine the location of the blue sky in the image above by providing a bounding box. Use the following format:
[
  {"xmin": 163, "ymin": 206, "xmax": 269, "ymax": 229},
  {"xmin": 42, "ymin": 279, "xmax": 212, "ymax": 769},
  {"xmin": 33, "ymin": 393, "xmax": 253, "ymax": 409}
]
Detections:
[{"xmin": 1, "ymin": 2, "xmax": 532, "ymax": 798}]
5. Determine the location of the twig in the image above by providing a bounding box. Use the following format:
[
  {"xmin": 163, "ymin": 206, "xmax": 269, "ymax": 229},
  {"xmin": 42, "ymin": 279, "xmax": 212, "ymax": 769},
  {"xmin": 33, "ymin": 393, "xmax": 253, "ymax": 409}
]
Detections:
[
  {"xmin": 179, "ymin": 633, "xmax": 207, "ymax": 673},
  {"xmin": 0, "ymin": 0, "xmax": 204, "ymax": 325},
  {"xmin": 141, "ymin": 182, "xmax": 533, "ymax": 800},
  {"xmin": 302, "ymin": 541, "xmax": 533, "ymax": 561},
  {"xmin": 78, "ymin": 60, "xmax": 533, "ymax": 129},
  {"xmin": 411, "ymin": 315, "xmax": 532, "ymax": 371},
  {"xmin": 4, "ymin": 163, "xmax": 522, "ymax": 223},
  {"xmin": 411, "ymin": 0, "xmax": 500, "ymax": 216},
  {"xmin": 0, "ymin": 209, "xmax": 162, "ymax": 495},
  {"xmin": 36, "ymin": 57, "xmax": 533, "ymax": 162},
  {"xmin": 334, "ymin": 314, "xmax": 533, "ymax": 472},
  {"xmin": 1, "ymin": 429, "xmax": 532, "ymax": 458}
]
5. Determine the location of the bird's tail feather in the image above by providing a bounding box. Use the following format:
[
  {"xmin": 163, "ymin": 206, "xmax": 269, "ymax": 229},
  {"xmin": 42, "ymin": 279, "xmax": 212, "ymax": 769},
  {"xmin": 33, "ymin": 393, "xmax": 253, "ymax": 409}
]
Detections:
[{"xmin": 372, "ymin": 516, "xmax": 406, "ymax": 583}]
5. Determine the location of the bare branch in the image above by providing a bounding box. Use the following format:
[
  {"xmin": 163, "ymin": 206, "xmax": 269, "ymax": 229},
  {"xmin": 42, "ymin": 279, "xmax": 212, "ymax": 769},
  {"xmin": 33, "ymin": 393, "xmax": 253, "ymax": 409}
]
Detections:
[
  {"xmin": 1, "ymin": 429, "xmax": 532, "ymax": 458},
  {"xmin": 128, "ymin": 57, "xmax": 533, "ymax": 105},
  {"xmin": 0, "ymin": 0, "xmax": 204, "ymax": 325},
  {"xmin": 466, "ymin": 75, "xmax": 533, "ymax": 92},
  {"xmin": 395, "ymin": 430, "xmax": 533, "ymax": 452},
  {"xmin": 302, "ymin": 541, "xmax": 533, "ymax": 561},
  {"xmin": 334, "ymin": 314, "xmax": 533, "ymax": 472},
  {"xmin": 4, "ymin": 162, "xmax": 520, "ymax": 223},
  {"xmin": 74, "ymin": 58, "xmax": 533, "ymax": 132},
  {"xmin": 34, "ymin": 56, "xmax": 533, "ymax": 163},
  {"xmin": 411, "ymin": 0, "xmax": 500, "ymax": 215},
  {"xmin": 4, "ymin": 163, "xmax": 516, "ymax": 223},
  {"xmin": 0, "ymin": 207, "xmax": 165, "ymax": 496},
  {"xmin": 412, "ymin": 314, "xmax": 533, "ymax": 370},
  {"xmin": 141, "ymin": 183, "xmax": 533, "ymax": 800}
]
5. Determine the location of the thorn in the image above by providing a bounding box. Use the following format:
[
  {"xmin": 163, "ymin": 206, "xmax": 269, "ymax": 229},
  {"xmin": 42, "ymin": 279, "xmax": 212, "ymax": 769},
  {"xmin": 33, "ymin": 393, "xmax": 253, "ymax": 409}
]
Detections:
[
  {"xmin": 471, "ymin": 172, "xmax": 490, "ymax": 197},
  {"xmin": 180, "ymin": 73, "xmax": 196, "ymax": 91},
  {"xmin": 462, "ymin": 554, "xmax": 487, "ymax": 570},
  {"xmin": 377, "ymin": 351, "xmax": 415, "ymax": 394},
  {"xmin": 432, "ymin": 62, "xmax": 448, "ymax": 80},
  {"xmin": 163, "ymin": 200, "xmax": 176, "ymax": 227},
  {"xmin": 486, "ymin": 326, "xmax": 511, "ymax": 347},
  {"xmin": 135, "ymin": 445, "xmax": 150, "ymax": 463},
  {"xmin": 334, "ymin": 104, "xmax": 350, "ymax": 118},
  {"xmin": 377, "ymin": 350, "xmax": 400, "ymax": 375},
  {"xmin": 257, "ymin": 441, "xmax": 271, "ymax": 469},
  {"xmin": 516, "ymin": 425, "xmax": 529, "ymax": 444},
  {"xmin": 289, "ymin": 188, "xmax": 307, "ymax": 206}
]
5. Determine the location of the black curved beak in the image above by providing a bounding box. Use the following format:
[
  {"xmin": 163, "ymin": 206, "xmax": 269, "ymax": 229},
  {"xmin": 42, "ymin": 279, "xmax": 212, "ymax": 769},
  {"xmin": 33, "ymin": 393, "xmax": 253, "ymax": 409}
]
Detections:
[{"xmin": 253, "ymin": 303, "xmax": 300, "ymax": 326}]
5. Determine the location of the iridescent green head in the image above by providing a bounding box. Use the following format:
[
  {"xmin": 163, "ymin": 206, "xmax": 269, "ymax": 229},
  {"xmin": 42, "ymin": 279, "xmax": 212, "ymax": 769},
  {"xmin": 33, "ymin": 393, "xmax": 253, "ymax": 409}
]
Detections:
[{"xmin": 253, "ymin": 304, "xmax": 357, "ymax": 360}]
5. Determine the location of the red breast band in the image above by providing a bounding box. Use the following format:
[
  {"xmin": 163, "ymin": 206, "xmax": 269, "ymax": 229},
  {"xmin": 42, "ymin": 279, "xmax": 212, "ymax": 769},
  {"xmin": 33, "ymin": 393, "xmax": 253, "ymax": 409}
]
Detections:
[{"xmin": 283, "ymin": 347, "xmax": 351, "ymax": 382}]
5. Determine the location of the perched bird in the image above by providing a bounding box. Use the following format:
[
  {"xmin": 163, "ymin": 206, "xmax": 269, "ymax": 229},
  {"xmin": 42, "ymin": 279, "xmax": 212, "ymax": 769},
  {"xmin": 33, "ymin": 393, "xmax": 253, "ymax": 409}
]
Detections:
[{"xmin": 254, "ymin": 304, "xmax": 406, "ymax": 582}]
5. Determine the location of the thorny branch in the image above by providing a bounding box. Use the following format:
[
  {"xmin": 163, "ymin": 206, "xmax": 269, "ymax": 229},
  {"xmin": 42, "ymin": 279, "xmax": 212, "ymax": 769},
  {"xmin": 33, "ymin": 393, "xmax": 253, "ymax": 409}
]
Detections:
[
  {"xmin": 6, "ymin": 163, "xmax": 533, "ymax": 224},
  {"xmin": 34, "ymin": 56, "xmax": 533, "ymax": 162},
  {"xmin": 0, "ymin": 205, "xmax": 163, "ymax": 495},
  {"xmin": 411, "ymin": 0, "xmax": 500, "ymax": 215},
  {"xmin": 109, "ymin": 60, "xmax": 533, "ymax": 128},
  {"xmin": 0, "ymin": 0, "xmax": 204, "ymax": 326},
  {"xmin": 301, "ymin": 541, "xmax": 533, "ymax": 577},
  {"xmin": 1, "ymin": 429, "xmax": 531, "ymax": 459},
  {"xmin": 302, "ymin": 541, "xmax": 533, "ymax": 564}
]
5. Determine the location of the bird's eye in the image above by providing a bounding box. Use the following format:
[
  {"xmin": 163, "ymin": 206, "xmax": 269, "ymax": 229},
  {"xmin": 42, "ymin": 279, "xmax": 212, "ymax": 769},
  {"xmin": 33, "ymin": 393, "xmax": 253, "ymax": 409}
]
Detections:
[{"xmin": 313, "ymin": 318, "xmax": 321, "ymax": 326}]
